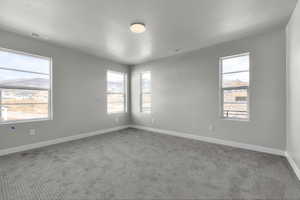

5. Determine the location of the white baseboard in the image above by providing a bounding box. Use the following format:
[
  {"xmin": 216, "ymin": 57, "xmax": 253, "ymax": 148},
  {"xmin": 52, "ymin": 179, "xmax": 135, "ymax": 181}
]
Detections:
[
  {"xmin": 285, "ymin": 152, "xmax": 300, "ymax": 181},
  {"xmin": 130, "ymin": 125, "xmax": 300, "ymax": 181},
  {"xmin": 1, "ymin": 124, "xmax": 299, "ymax": 181},
  {"xmin": 0, "ymin": 125, "xmax": 130, "ymax": 156},
  {"xmin": 130, "ymin": 125, "xmax": 285, "ymax": 156}
]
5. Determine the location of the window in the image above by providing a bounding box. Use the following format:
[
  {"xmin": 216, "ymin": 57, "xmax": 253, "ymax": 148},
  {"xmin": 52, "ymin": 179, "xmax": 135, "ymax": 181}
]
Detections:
[
  {"xmin": 107, "ymin": 70, "xmax": 127, "ymax": 114},
  {"xmin": 220, "ymin": 53, "xmax": 250, "ymax": 120},
  {"xmin": 0, "ymin": 48, "xmax": 52, "ymax": 123},
  {"xmin": 140, "ymin": 71, "xmax": 151, "ymax": 113}
]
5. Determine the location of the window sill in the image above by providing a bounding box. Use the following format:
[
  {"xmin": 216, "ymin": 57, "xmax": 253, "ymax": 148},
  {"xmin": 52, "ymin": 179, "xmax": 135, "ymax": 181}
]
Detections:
[
  {"xmin": 220, "ymin": 117, "xmax": 250, "ymax": 122},
  {"xmin": 0, "ymin": 118, "xmax": 52, "ymax": 125},
  {"xmin": 140, "ymin": 112, "xmax": 152, "ymax": 115},
  {"xmin": 107, "ymin": 112, "xmax": 127, "ymax": 115}
]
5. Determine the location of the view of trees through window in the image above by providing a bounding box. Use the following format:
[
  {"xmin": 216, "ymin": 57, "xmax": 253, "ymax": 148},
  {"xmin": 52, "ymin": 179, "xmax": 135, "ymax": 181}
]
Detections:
[
  {"xmin": 107, "ymin": 71, "xmax": 127, "ymax": 114},
  {"xmin": 0, "ymin": 49, "xmax": 51, "ymax": 122},
  {"xmin": 221, "ymin": 53, "xmax": 249, "ymax": 120}
]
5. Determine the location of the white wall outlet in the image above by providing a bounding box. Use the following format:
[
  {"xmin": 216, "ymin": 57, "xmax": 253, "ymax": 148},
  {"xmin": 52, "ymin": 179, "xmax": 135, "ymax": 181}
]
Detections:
[
  {"xmin": 95, "ymin": 97, "xmax": 102, "ymax": 102},
  {"xmin": 115, "ymin": 117, "xmax": 119, "ymax": 124},
  {"xmin": 151, "ymin": 118, "xmax": 155, "ymax": 124},
  {"xmin": 208, "ymin": 124, "xmax": 214, "ymax": 132},
  {"xmin": 29, "ymin": 129, "xmax": 36, "ymax": 136},
  {"xmin": 10, "ymin": 126, "xmax": 16, "ymax": 134}
]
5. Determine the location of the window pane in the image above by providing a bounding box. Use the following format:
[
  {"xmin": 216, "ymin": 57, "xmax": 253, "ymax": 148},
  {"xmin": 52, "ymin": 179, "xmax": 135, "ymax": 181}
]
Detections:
[
  {"xmin": 1, "ymin": 89, "xmax": 48, "ymax": 104},
  {"xmin": 0, "ymin": 69, "xmax": 50, "ymax": 89},
  {"xmin": 222, "ymin": 54, "xmax": 249, "ymax": 73},
  {"xmin": 142, "ymin": 93, "xmax": 151, "ymax": 113},
  {"xmin": 107, "ymin": 71, "xmax": 124, "ymax": 93},
  {"xmin": 222, "ymin": 71, "xmax": 249, "ymax": 88},
  {"xmin": 0, "ymin": 50, "xmax": 50, "ymax": 74},
  {"xmin": 0, "ymin": 104, "xmax": 48, "ymax": 121},
  {"xmin": 107, "ymin": 71, "xmax": 126, "ymax": 114},
  {"xmin": 223, "ymin": 89, "xmax": 248, "ymax": 103},
  {"xmin": 142, "ymin": 72, "xmax": 151, "ymax": 93},
  {"xmin": 0, "ymin": 49, "xmax": 51, "ymax": 123},
  {"xmin": 223, "ymin": 89, "xmax": 248, "ymax": 119},
  {"xmin": 107, "ymin": 93, "xmax": 124, "ymax": 113},
  {"xmin": 221, "ymin": 54, "xmax": 250, "ymax": 120}
]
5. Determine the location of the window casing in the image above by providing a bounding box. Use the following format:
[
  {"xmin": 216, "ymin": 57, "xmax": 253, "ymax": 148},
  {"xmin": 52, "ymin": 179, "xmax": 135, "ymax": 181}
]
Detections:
[
  {"xmin": 220, "ymin": 53, "xmax": 250, "ymax": 120},
  {"xmin": 0, "ymin": 48, "xmax": 52, "ymax": 124},
  {"xmin": 140, "ymin": 71, "xmax": 151, "ymax": 113},
  {"xmin": 107, "ymin": 70, "xmax": 127, "ymax": 114}
]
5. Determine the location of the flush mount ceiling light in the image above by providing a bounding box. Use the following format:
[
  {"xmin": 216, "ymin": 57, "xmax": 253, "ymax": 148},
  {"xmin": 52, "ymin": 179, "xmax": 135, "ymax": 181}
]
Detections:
[{"xmin": 130, "ymin": 23, "xmax": 146, "ymax": 33}]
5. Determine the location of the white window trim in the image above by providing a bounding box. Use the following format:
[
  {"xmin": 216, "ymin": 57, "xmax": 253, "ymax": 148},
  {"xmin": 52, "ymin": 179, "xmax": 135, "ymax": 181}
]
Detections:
[
  {"xmin": 140, "ymin": 71, "xmax": 151, "ymax": 114},
  {"xmin": 106, "ymin": 70, "xmax": 127, "ymax": 114},
  {"xmin": 0, "ymin": 47, "xmax": 53, "ymax": 125},
  {"xmin": 219, "ymin": 52, "xmax": 250, "ymax": 121}
]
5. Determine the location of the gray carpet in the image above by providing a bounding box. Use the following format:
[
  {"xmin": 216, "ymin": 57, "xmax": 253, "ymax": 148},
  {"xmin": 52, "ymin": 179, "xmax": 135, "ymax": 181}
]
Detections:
[{"xmin": 0, "ymin": 128, "xmax": 300, "ymax": 200}]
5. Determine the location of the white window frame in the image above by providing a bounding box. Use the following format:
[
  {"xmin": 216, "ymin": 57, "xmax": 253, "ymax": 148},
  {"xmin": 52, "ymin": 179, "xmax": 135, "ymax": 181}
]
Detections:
[
  {"xmin": 140, "ymin": 71, "xmax": 151, "ymax": 113},
  {"xmin": 0, "ymin": 47, "xmax": 53, "ymax": 125},
  {"xmin": 219, "ymin": 52, "xmax": 250, "ymax": 121},
  {"xmin": 106, "ymin": 70, "xmax": 127, "ymax": 114}
]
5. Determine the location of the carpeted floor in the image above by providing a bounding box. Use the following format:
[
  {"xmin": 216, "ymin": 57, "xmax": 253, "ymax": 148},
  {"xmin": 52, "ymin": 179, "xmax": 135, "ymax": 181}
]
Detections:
[{"xmin": 0, "ymin": 128, "xmax": 300, "ymax": 200}]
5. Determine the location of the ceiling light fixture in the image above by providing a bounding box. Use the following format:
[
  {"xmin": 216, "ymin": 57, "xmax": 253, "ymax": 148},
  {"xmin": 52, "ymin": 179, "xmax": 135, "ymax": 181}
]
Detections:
[{"xmin": 130, "ymin": 23, "xmax": 146, "ymax": 33}]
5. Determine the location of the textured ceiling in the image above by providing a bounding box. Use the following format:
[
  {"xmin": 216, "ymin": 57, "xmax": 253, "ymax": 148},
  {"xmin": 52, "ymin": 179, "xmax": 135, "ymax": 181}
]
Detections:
[{"xmin": 0, "ymin": 0, "xmax": 297, "ymax": 64}]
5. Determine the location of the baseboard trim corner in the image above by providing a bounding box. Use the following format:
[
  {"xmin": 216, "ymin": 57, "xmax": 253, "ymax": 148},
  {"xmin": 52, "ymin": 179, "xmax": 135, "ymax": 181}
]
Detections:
[
  {"xmin": 285, "ymin": 152, "xmax": 300, "ymax": 181},
  {"xmin": 129, "ymin": 125, "xmax": 285, "ymax": 156},
  {"xmin": 0, "ymin": 125, "xmax": 130, "ymax": 157}
]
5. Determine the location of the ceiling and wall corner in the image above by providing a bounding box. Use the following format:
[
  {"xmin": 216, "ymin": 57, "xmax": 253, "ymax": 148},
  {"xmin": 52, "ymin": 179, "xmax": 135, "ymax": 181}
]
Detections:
[{"xmin": 0, "ymin": 0, "xmax": 297, "ymax": 65}]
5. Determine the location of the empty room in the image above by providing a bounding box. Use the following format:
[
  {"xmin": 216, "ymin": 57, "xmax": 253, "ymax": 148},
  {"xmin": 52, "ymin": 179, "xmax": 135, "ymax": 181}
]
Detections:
[{"xmin": 0, "ymin": 0, "xmax": 300, "ymax": 199}]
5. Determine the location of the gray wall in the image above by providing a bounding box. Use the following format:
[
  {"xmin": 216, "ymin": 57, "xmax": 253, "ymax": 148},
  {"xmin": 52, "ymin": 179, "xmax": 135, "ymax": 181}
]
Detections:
[
  {"xmin": 0, "ymin": 26, "xmax": 288, "ymax": 152},
  {"xmin": 0, "ymin": 29, "xmax": 130, "ymax": 150},
  {"xmin": 286, "ymin": 1, "xmax": 300, "ymax": 168},
  {"xmin": 131, "ymin": 28, "xmax": 286, "ymax": 150}
]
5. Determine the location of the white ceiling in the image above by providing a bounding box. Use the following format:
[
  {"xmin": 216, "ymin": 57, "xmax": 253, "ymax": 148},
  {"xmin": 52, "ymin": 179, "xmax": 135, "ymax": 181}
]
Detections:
[{"xmin": 0, "ymin": 0, "xmax": 297, "ymax": 65}]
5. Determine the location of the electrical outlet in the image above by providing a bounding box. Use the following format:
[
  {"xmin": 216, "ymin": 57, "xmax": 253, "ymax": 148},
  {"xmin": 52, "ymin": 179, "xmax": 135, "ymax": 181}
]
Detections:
[
  {"xmin": 151, "ymin": 118, "xmax": 155, "ymax": 124},
  {"xmin": 95, "ymin": 97, "xmax": 102, "ymax": 102},
  {"xmin": 10, "ymin": 126, "xmax": 16, "ymax": 134},
  {"xmin": 115, "ymin": 117, "xmax": 119, "ymax": 124},
  {"xmin": 208, "ymin": 124, "xmax": 214, "ymax": 132},
  {"xmin": 29, "ymin": 129, "xmax": 36, "ymax": 136}
]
